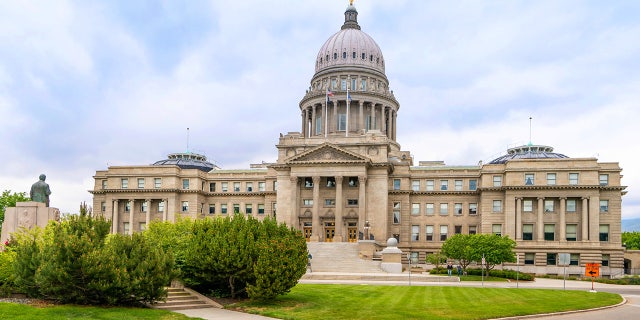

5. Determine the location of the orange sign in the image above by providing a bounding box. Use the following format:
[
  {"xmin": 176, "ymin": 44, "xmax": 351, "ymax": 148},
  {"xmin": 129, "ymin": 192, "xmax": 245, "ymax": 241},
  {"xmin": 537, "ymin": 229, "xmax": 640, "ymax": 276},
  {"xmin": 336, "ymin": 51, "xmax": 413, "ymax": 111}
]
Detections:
[{"xmin": 585, "ymin": 263, "xmax": 600, "ymax": 277}]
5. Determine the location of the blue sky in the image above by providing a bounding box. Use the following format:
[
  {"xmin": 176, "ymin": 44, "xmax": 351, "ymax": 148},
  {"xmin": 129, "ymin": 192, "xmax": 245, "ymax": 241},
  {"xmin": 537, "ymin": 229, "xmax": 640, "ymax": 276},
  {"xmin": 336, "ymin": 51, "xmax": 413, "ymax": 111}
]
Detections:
[{"xmin": 1, "ymin": 0, "xmax": 639, "ymax": 218}]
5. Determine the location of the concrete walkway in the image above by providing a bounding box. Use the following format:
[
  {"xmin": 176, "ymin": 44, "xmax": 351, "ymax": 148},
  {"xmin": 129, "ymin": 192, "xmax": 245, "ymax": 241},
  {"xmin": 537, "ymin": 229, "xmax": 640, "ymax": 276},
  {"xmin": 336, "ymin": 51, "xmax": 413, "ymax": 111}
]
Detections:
[{"xmin": 172, "ymin": 272, "xmax": 640, "ymax": 319}]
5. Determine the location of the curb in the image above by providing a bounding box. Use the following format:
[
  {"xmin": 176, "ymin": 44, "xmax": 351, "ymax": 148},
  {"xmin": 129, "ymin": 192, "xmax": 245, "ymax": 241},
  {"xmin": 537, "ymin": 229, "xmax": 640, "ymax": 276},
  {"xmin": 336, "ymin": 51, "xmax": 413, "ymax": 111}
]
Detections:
[{"xmin": 492, "ymin": 296, "xmax": 627, "ymax": 320}]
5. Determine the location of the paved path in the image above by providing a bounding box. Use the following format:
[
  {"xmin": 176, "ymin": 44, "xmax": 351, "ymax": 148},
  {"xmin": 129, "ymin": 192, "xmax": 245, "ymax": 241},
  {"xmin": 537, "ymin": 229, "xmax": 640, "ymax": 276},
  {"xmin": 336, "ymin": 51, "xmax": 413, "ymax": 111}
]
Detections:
[{"xmin": 173, "ymin": 274, "xmax": 640, "ymax": 319}]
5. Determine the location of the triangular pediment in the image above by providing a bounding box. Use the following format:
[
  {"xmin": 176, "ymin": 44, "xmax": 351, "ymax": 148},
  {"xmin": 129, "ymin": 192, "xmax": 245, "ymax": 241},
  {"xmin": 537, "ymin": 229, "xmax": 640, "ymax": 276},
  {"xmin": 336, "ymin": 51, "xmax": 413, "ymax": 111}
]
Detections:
[{"xmin": 287, "ymin": 143, "xmax": 368, "ymax": 164}]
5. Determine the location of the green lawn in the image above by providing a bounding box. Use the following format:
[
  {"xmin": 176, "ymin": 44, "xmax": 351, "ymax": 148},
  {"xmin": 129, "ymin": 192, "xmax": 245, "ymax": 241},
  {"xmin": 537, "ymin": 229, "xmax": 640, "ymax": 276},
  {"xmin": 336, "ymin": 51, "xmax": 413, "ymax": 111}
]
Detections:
[
  {"xmin": 0, "ymin": 303, "xmax": 192, "ymax": 320},
  {"xmin": 230, "ymin": 284, "xmax": 622, "ymax": 320}
]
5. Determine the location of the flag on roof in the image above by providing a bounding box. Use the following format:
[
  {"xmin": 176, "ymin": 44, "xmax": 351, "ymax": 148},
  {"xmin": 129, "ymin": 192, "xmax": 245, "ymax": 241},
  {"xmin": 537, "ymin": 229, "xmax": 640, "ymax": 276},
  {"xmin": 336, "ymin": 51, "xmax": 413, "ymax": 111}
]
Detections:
[{"xmin": 326, "ymin": 89, "xmax": 334, "ymax": 104}]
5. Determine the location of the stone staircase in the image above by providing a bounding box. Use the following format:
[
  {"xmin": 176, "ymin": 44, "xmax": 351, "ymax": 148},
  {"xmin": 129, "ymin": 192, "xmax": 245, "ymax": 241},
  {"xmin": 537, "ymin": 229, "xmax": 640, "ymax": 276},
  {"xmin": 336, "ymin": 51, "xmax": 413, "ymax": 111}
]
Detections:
[
  {"xmin": 306, "ymin": 242, "xmax": 383, "ymax": 273},
  {"xmin": 151, "ymin": 286, "xmax": 222, "ymax": 311}
]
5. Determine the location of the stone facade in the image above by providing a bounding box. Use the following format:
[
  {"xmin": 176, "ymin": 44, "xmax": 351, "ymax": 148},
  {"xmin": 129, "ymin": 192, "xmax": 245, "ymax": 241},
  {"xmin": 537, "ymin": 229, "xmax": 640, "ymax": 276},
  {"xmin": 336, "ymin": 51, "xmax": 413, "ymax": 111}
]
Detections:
[{"xmin": 90, "ymin": 3, "xmax": 626, "ymax": 276}]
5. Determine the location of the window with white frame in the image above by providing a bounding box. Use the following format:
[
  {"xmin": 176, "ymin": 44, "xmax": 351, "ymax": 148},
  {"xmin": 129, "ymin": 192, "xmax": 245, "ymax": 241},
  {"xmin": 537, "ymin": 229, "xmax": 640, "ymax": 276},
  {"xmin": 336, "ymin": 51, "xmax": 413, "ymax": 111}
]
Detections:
[
  {"xmin": 454, "ymin": 225, "xmax": 462, "ymax": 234},
  {"xmin": 233, "ymin": 182, "xmax": 240, "ymax": 192},
  {"xmin": 181, "ymin": 201, "xmax": 189, "ymax": 212},
  {"xmin": 138, "ymin": 178, "xmax": 145, "ymax": 189},
  {"xmin": 454, "ymin": 180, "xmax": 463, "ymax": 191},
  {"xmin": 454, "ymin": 203, "xmax": 462, "ymax": 215},
  {"xmin": 101, "ymin": 180, "xmax": 107, "ymax": 189},
  {"xmin": 209, "ymin": 204, "xmax": 215, "ymax": 214},
  {"xmin": 425, "ymin": 225, "xmax": 434, "ymax": 241},
  {"xmin": 258, "ymin": 204, "xmax": 265, "ymax": 214},
  {"xmin": 525, "ymin": 173, "xmax": 534, "ymax": 185},
  {"xmin": 522, "ymin": 224, "xmax": 533, "ymax": 240},
  {"xmin": 570, "ymin": 254, "xmax": 579, "ymax": 266},
  {"xmin": 393, "ymin": 179, "xmax": 401, "ymax": 190},
  {"xmin": 411, "ymin": 180, "xmax": 420, "ymax": 191},
  {"xmin": 469, "ymin": 203, "xmax": 477, "ymax": 215},
  {"xmin": 426, "ymin": 203, "xmax": 435, "ymax": 215},
  {"xmin": 125, "ymin": 202, "xmax": 130, "ymax": 212},
  {"xmin": 221, "ymin": 182, "xmax": 228, "ymax": 192},
  {"xmin": 493, "ymin": 175, "xmax": 502, "ymax": 187},
  {"xmin": 440, "ymin": 180, "xmax": 448, "ymax": 191},
  {"xmin": 347, "ymin": 199, "xmax": 358, "ymax": 206},
  {"xmin": 599, "ymin": 174, "xmax": 609, "ymax": 186},
  {"xmin": 469, "ymin": 179, "xmax": 477, "ymax": 191},
  {"xmin": 393, "ymin": 202, "xmax": 400, "ymax": 224},
  {"xmin": 182, "ymin": 179, "xmax": 189, "ymax": 190},
  {"xmin": 525, "ymin": 253, "xmax": 535, "ymax": 265},
  {"xmin": 232, "ymin": 204, "xmax": 239, "ymax": 214},
  {"xmin": 154, "ymin": 178, "xmax": 161, "ymax": 189},
  {"xmin": 566, "ymin": 224, "xmax": 577, "ymax": 241},
  {"xmin": 141, "ymin": 202, "xmax": 148, "ymax": 212},
  {"xmin": 121, "ymin": 178, "xmax": 128, "ymax": 189},
  {"xmin": 246, "ymin": 182, "xmax": 253, "ymax": 192},
  {"xmin": 337, "ymin": 114, "xmax": 346, "ymax": 131},
  {"xmin": 492, "ymin": 224, "xmax": 502, "ymax": 236},
  {"xmin": 303, "ymin": 199, "xmax": 313, "ymax": 206},
  {"xmin": 246, "ymin": 204, "xmax": 252, "ymax": 214},
  {"xmin": 439, "ymin": 203, "xmax": 448, "ymax": 215},
  {"xmin": 569, "ymin": 173, "xmax": 579, "ymax": 185},
  {"xmin": 209, "ymin": 182, "xmax": 216, "ymax": 192},
  {"xmin": 599, "ymin": 224, "xmax": 609, "ymax": 241},
  {"xmin": 325, "ymin": 199, "xmax": 336, "ymax": 206},
  {"xmin": 411, "ymin": 203, "xmax": 420, "ymax": 215},
  {"xmin": 101, "ymin": 201, "xmax": 106, "ymax": 212},
  {"xmin": 523, "ymin": 199, "xmax": 533, "ymax": 212},
  {"xmin": 123, "ymin": 222, "xmax": 130, "ymax": 234},
  {"xmin": 547, "ymin": 253, "xmax": 556, "ymax": 265},
  {"xmin": 600, "ymin": 200, "xmax": 609, "ymax": 212},
  {"xmin": 258, "ymin": 182, "xmax": 266, "ymax": 192},
  {"xmin": 544, "ymin": 224, "xmax": 555, "ymax": 241},
  {"xmin": 602, "ymin": 254, "xmax": 610, "ymax": 266},
  {"xmin": 440, "ymin": 225, "xmax": 448, "ymax": 241},
  {"xmin": 544, "ymin": 200, "xmax": 554, "ymax": 212},
  {"xmin": 426, "ymin": 180, "xmax": 434, "ymax": 191},
  {"xmin": 273, "ymin": 181, "xmax": 278, "ymax": 191},
  {"xmin": 493, "ymin": 200, "xmax": 502, "ymax": 213},
  {"xmin": 221, "ymin": 204, "xmax": 228, "ymax": 214},
  {"xmin": 158, "ymin": 202, "xmax": 164, "ymax": 212},
  {"xmin": 547, "ymin": 173, "xmax": 556, "ymax": 185},
  {"xmin": 566, "ymin": 199, "xmax": 576, "ymax": 212},
  {"xmin": 411, "ymin": 225, "xmax": 419, "ymax": 241},
  {"xmin": 468, "ymin": 225, "xmax": 477, "ymax": 235}
]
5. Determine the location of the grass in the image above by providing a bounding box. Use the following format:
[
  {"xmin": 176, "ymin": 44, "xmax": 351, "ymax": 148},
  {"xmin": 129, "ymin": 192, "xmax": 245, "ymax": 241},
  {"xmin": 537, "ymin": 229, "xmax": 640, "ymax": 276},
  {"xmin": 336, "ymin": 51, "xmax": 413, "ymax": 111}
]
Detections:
[
  {"xmin": 0, "ymin": 303, "xmax": 192, "ymax": 320},
  {"xmin": 458, "ymin": 275, "xmax": 509, "ymax": 282},
  {"xmin": 230, "ymin": 284, "xmax": 622, "ymax": 320}
]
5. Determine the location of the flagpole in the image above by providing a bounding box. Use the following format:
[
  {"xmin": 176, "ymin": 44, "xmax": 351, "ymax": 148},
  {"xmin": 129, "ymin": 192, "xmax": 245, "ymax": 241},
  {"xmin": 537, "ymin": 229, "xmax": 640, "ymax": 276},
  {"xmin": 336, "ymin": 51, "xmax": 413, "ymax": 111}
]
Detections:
[{"xmin": 346, "ymin": 84, "xmax": 350, "ymax": 137}]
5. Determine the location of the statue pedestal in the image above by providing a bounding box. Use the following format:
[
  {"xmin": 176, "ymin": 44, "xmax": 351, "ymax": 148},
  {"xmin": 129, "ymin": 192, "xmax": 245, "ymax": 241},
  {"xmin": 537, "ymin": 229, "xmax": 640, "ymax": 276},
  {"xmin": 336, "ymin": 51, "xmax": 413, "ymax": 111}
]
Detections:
[
  {"xmin": 380, "ymin": 238, "xmax": 403, "ymax": 273},
  {"xmin": 1, "ymin": 202, "xmax": 59, "ymax": 245}
]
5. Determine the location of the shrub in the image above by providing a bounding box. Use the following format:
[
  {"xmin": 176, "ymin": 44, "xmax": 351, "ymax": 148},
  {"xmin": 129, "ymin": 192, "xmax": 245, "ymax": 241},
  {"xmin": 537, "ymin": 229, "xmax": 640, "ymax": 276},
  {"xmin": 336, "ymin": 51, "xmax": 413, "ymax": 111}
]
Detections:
[{"xmin": 0, "ymin": 249, "xmax": 16, "ymax": 296}]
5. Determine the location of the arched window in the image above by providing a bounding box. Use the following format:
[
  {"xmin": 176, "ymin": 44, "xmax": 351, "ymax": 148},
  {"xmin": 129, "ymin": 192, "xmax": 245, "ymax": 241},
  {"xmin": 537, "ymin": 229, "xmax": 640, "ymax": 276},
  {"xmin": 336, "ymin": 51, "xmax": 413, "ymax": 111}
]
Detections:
[
  {"xmin": 342, "ymin": 51, "xmax": 346, "ymax": 59},
  {"xmin": 326, "ymin": 54, "xmax": 329, "ymax": 61},
  {"xmin": 334, "ymin": 52, "xmax": 338, "ymax": 60},
  {"xmin": 361, "ymin": 53, "xmax": 366, "ymax": 59},
  {"xmin": 370, "ymin": 54, "xmax": 373, "ymax": 62},
  {"xmin": 352, "ymin": 52, "xmax": 356, "ymax": 58},
  {"xmin": 320, "ymin": 57, "xmax": 323, "ymax": 63}
]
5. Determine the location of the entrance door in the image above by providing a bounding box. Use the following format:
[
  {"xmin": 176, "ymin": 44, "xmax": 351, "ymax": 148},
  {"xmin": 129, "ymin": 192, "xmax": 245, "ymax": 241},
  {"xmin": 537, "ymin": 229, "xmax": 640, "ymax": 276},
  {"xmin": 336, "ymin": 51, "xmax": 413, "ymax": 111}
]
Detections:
[
  {"xmin": 348, "ymin": 227, "xmax": 358, "ymax": 242},
  {"xmin": 325, "ymin": 227, "xmax": 335, "ymax": 242},
  {"xmin": 303, "ymin": 227, "xmax": 312, "ymax": 242}
]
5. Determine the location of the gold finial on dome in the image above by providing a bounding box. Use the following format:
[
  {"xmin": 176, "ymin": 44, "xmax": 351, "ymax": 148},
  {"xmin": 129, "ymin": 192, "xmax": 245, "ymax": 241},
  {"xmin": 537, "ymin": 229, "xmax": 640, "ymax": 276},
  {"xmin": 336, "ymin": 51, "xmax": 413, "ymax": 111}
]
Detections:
[{"xmin": 350, "ymin": 0, "xmax": 354, "ymax": 5}]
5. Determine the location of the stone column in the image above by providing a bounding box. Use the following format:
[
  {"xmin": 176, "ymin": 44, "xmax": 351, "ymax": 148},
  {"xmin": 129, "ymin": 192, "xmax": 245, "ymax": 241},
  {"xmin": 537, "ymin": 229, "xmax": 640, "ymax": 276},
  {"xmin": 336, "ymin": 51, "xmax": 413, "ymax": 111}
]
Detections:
[
  {"xmin": 301, "ymin": 110, "xmax": 306, "ymax": 137},
  {"xmin": 369, "ymin": 104, "xmax": 374, "ymax": 130},
  {"xmin": 515, "ymin": 197, "xmax": 522, "ymax": 240},
  {"xmin": 582, "ymin": 197, "xmax": 589, "ymax": 241},
  {"xmin": 311, "ymin": 176, "xmax": 321, "ymax": 242},
  {"xmin": 358, "ymin": 101, "xmax": 363, "ymax": 132},
  {"xmin": 392, "ymin": 110, "xmax": 397, "ymax": 140},
  {"xmin": 129, "ymin": 199, "xmax": 135, "ymax": 235},
  {"xmin": 332, "ymin": 101, "xmax": 338, "ymax": 133},
  {"xmin": 290, "ymin": 176, "xmax": 299, "ymax": 227},
  {"xmin": 311, "ymin": 105, "xmax": 317, "ymax": 136},
  {"xmin": 162, "ymin": 199, "xmax": 168, "ymax": 222},
  {"xmin": 112, "ymin": 199, "xmax": 119, "ymax": 234},
  {"xmin": 334, "ymin": 176, "xmax": 344, "ymax": 242},
  {"xmin": 559, "ymin": 197, "xmax": 566, "ymax": 242},
  {"xmin": 145, "ymin": 199, "xmax": 151, "ymax": 227},
  {"xmin": 589, "ymin": 195, "xmax": 600, "ymax": 242},
  {"xmin": 324, "ymin": 101, "xmax": 329, "ymax": 137},
  {"xmin": 537, "ymin": 197, "xmax": 544, "ymax": 240},
  {"xmin": 381, "ymin": 106, "xmax": 387, "ymax": 135},
  {"xmin": 358, "ymin": 176, "xmax": 367, "ymax": 237}
]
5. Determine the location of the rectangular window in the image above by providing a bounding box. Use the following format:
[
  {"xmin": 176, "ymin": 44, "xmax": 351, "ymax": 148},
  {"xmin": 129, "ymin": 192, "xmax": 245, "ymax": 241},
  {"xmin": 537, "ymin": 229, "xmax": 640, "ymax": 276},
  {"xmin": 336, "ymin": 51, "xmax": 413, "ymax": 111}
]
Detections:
[
  {"xmin": 101, "ymin": 201, "xmax": 106, "ymax": 212},
  {"xmin": 547, "ymin": 173, "xmax": 556, "ymax": 185},
  {"xmin": 325, "ymin": 177, "xmax": 336, "ymax": 187},
  {"xmin": 569, "ymin": 173, "xmax": 579, "ymax": 185},
  {"xmin": 258, "ymin": 204, "xmax": 265, "ymax": 214},
  {"xmin": 468, "ymin": 225, "xmax": 477, "ymax": 235},
  {"xmin": 325, "ymin": 199, "xmax": 336, "ymax": 206},
  {"xmin": 182, "ymin": 179, "xmax": 189, "ymax": 190},
  {"xmin": 469, "ymin": 179, "xmax": 477, "ymax": 191},
  {"xmin": 544, "ymin": 224, "xmax": 555, "ymax": 241},
  {"xmin": 158, "ymin": 202, "xmax": 164, "ymax": 212},
  {"xmin": 570, "ymin": 254, "xmax": 579, "ymax": 266},
  {"xmin": 233, "ymin": 204, "xmax": 240, "ymax": 214},
  {"xmin": 599, "ymin": 174, "xmax": 609, "ymax": 186},
  {"xmin": 454, "ymin": 203, "xmax": 462, "ymax": 215},
  {"xmin": 221, "ymin": 182, "xmax": 228, "ymax": 192},
  {"xmin": 525, "ymin": 173, "xmax": 534, "ymax": 185},
  {"xmin": 602, "ymin": 254, "xmax": 610, "ymax": 267},
  {"xmin": 273, "ymin": 203, "xmax": 277, "ymax": 215},
  {"xmin": 426, "ymin": 180, "xmax": 434, "ymax": 191},
  {"xmin": 493, "ymin": 200, "xmax": 502, "ymax": 213},
  {"xmin": 246, "ymin": 204, "xmax": 252, "ymax": 214},
  {"xmin": 123, "ymin": 222, "xmax": 130, "ymax": 234},
  {"xmin": 547, "ymin": 253, "xmax": 557, "ymax": 265},
  {"xmin": 425, "ymin": 203, "xmax": 435, "ymax": 215},
  {"xmin": 566, "ymin": 224, "xmax": 577, "ymax": 241},
  {"xmin": 121, "ymin": 178, "xmax": 128, "ymax": 189},
  {"xmin": 411, "ymin": 180, "xmax": 420, "ymax": 191},
  {"xmin": 221, "ymin": 204, "xmax": 228, "ymax": 214},
  {"xmin": 125, "ymin": 202, "xmax": 130, "ymax": 212},
  {"xmin": 209, "ymin": 204, "xmax": 215, "ymax": 214},
  {"xmin": 440, "ymin": 225, "xmax": 448, "ymax": 241},
  {"xmin": 246, "ymin": 182, "xmax": 253, "ymax": 192},
  {"xmin": 411, "ymin": 225, "xmax": 419, "ymax": 241},
  {"xmin": 139, "ymin": 222, "xmax": 146, "ymax": 231},
  {"xmin": 411, "ymin": 203, "xmax": 420, "ymax": 215},
  {"xmin": 426, "ymin": 225, "xmax": 434, "ymax": 241},
  {"xmin": 439, "ymin": 203, "xmax": 448, "ymax": 215},
  {"xmin": 209, "ymin": 182, "xmax": 216, "ymax": 192},
  {"xmin": 469, "ymin": 203, "xmax": 477, "ymax": 215},
  {"xmin": 316, "ymin": 116, "xmax": 322, "ymax": 135},
  {"xmin": 440, "ymin": 180, "xmax": 448, "ymax": 191},
  {"xmin": 493, "ymin": 175, "xmax": 502, "ymax": 187},
  {"xmin": 341, "ymin": 79, "xmax": 347, "ymax": 90},
  {"xmin": 492, "ymin": 224, "xmax": 502, "ymax": 236},
  {"xmin": 303, "ymin": 199, "xmax": 313, "ymax": 206},
  {"xmin": 101, "ymin": 180, "xmax": 107, "ymax": 189},
  {"xmin": 600, "ymin": 200, "xmax": 609, "ymax": 213},
  {"xmin": 523, "ymin": 199, "xmax": 533, "ymax": 212},
  {"xmin": 566, "ymin": 199, "xmax": 576, "ymax": 212},
  {"xmin": 525, "ymin": 253, "xmax": 535, "ymax": 265},
  {"xmin": 351, "ymin": 78, "xmax": 356, "ymax": 90},
  {"xmin": 273, "ymin": 181, "xmax": 278, "ymax": 191},
  {"xmin": 361, "ymin": 79, "xmax": 366, "ymax": 91},
  {"xmin": 337, "ymin": 114, "xmax": 346, "ymax": 131},
  {"xmin": 141, "ymin": 202, "xmax": 148, "ymax": 212},
  {"xmin": 181, "ymin": 201, "xmax": 189, "ymax": 212},
  {"xmin": 331, "ymin": 78, "xmax": 337, "ymax": 89},
  {"xmin": 233, "ymin": 182, "xmax": 241, "ymax": 192},
  {"xmin": 393, "ymin": 179, "xmax": 401, "ymax": 190},
  {"xmin": 347, "ymin": 199, "xmax": 358, "ymax": 206},
  {"xmin": 393, "ymin": 202, "xmax": 400, "ymax": 224},
  {"xmin": 454, "ymin": 225, "xmax": 462, "ymax": 234},
  {"xmin": 258, "ymin": 182, "xmax": 266, "ymax": 191},
  {"xmin": 454, "ymin": 180, "xmax": 463, "ymax": 191},
  {"xmin": 522, "ymin": 224, "xmax": 533, "ymax": 240},
  {"xmin": 544, "ymin": 200, "xmax": 554, "ymax": 212},
  {"xmin": 348, "ymin": 177, "xmax": 358, "ymax": 187},
  {"xmin": 138, "ymin": 178, "xmax": 145, "ymax": 189},
  {"xmin": 599, "ymin": 224, "xmax": 609, "ymax": 241}
]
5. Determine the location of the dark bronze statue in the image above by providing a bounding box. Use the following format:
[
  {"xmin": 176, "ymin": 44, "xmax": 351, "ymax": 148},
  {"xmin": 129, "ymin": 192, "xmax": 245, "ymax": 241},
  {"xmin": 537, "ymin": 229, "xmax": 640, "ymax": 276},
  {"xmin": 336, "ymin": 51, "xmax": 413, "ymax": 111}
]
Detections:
[{"xmin": 30, "ymin": 174, "xmax": 51, "ymax": 207}]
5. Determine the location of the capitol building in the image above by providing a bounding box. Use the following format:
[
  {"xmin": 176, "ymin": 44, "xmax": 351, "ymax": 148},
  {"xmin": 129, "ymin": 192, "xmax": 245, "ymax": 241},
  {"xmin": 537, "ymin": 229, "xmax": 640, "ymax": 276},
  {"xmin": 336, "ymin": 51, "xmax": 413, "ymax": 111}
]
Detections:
[{"xmin": 91, "ymin": 3, "xmax": 626, "ymax": 276}]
